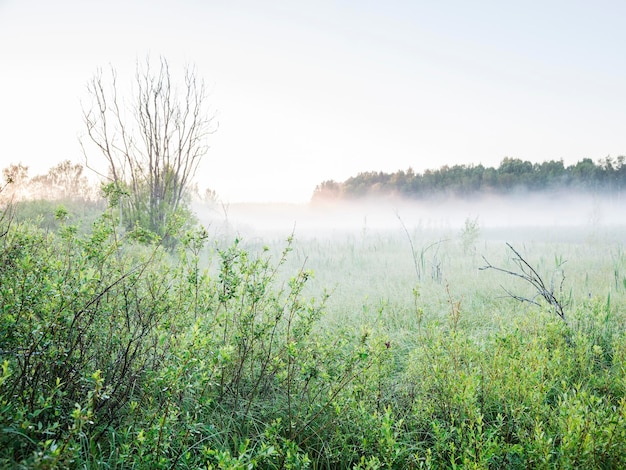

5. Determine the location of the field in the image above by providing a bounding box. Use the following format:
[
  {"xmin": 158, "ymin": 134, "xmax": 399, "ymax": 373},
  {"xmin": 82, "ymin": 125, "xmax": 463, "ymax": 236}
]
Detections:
[{"xmin": 2, "ymin": 197, "xmax": 626, "ymax": 468}]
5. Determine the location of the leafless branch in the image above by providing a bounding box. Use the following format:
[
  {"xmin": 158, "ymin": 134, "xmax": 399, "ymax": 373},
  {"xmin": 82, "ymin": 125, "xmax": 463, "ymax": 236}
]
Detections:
[
  {"xmin": 480, "ymin": 242, "xmax": 567, "ymax": 322},
  {"xmin": 79, "ymin": 56, "xmax": 217, "ymax": 243}
]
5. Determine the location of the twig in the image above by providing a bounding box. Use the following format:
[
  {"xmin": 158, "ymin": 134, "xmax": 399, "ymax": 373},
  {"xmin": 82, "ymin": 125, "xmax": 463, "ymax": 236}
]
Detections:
[{"xmin": 480, "ymin": 243, "xmax": 567, "ymax": 322}]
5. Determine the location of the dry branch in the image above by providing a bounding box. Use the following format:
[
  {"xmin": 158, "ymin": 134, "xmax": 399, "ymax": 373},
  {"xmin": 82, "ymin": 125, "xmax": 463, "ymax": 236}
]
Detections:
[{"xmin": 480, "ymin": 242, "xmax": 567, "ymax": 322}]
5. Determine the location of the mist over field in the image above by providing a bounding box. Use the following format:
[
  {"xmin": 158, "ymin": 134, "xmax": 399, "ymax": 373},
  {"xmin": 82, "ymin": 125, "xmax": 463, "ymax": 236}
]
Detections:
[
  {"xmin": 7, "ymin": 178, "xmax": 626, "ymax": 468},
  {"xmin": 194, "ymin": 191, "xmax": 625, "ymax": 239}
]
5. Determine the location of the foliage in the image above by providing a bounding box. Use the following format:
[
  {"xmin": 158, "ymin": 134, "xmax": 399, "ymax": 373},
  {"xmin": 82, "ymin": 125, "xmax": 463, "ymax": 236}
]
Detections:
[
  {"xmin": 2, "ymin": 202, "xmax": 626, "ymax": 468},
  {"xmin": 0, "ymin": 204, "xmax": 374, "ymax": 468}
]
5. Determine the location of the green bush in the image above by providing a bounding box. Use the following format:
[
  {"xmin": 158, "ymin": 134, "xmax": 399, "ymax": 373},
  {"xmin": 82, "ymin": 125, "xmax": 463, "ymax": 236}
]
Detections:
[
  {"xmin": 0, "ymin": 205, "xmax": 375, "ymax": 467},
  {"xmin": 2, "ymin": 201, "xmax": 626, "ymax": 468}
]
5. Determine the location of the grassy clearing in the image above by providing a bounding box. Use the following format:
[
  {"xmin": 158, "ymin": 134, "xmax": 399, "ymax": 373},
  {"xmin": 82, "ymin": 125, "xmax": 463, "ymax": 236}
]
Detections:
[{"xmin": 2, "ymin": 201, "xmax": 626, "ymax": 468}]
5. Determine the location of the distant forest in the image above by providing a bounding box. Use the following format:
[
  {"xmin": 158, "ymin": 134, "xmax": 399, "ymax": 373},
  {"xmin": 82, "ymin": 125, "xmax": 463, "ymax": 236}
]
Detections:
[{"xmin": 312, "ymin": 157, "xmax": 626, "ymax": 201}]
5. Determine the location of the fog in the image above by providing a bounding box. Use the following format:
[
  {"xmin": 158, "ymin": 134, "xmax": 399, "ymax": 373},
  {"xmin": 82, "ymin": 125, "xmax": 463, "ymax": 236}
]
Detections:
[{"xmin": 193, "ymin": 191, "xmax": 626, "ymax": 240}]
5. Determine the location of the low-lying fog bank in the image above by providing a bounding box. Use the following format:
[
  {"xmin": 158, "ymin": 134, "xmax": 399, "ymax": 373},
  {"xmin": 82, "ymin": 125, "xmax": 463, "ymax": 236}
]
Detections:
[{"xmin": 193, "ymin": 192, "xmax": 625, "ymax": 239}]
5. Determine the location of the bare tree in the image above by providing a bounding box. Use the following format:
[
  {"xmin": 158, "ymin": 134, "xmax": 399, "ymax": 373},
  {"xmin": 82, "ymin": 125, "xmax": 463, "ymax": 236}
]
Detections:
[{"xmin": 80, "ymin": 56, "xmax": 216, "ymax": 241}]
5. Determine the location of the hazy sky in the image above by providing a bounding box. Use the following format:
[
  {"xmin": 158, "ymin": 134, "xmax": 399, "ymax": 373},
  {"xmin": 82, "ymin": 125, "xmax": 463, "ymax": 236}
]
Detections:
[{"xmin": 1, "ymin": 1, "xmax": 625, "ymax": 202}]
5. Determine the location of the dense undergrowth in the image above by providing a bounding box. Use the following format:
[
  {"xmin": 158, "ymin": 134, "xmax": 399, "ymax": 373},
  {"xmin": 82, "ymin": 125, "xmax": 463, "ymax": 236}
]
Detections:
[{"xmin": 1, "ymin": 200, "xmax": 626, "ymax": 469}]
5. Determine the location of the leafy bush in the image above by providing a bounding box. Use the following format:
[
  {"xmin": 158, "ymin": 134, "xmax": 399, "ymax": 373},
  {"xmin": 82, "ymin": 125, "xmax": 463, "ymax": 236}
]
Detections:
[
  {"xmin": 2, "ymin": 201, "xmax": 626, "ymax": 468},
  {"xmin": 0, "ymin": 204, "xmax": 376, "ymax": 468}
]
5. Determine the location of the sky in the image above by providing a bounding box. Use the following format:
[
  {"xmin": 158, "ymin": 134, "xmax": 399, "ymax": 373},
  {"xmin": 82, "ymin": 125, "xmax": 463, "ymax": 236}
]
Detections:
[{"xmin": 1, "ymin": 1, "xmax": 626, "ymax": 203}]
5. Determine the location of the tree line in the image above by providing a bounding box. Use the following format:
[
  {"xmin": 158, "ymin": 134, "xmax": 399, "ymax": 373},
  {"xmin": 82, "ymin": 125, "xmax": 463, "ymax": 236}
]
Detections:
[
  {"xmin": 312, "ymin": 156, "xmax": 626, "ymax": 201},
  {"xmin": 0, "ymin": 161, "xmax": 99, "ymax": 204}
]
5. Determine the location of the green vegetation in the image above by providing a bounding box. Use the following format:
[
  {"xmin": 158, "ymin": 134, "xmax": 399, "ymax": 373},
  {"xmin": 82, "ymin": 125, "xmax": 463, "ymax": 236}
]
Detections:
[
  {"xmin": 313, "ymin": 156, "xmax": 626, "ymax": 200},
  {"xmin": 8, "ymin": 53, "xmax": 624, "ymax": 467},
  {"xmin": 2, "ymin": 189, "xmax": 626, "ymax": 468}
]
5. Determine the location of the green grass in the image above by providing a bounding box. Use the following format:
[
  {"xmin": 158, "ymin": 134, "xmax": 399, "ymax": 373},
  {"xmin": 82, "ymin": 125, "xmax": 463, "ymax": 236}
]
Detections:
[{"xmin": 2, "ymin": 201, "xmax": 626, "ymax": 468}]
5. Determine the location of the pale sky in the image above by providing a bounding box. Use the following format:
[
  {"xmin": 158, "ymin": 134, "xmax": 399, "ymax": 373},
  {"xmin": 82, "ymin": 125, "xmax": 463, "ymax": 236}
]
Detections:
[{"xmin": 1, "ymin": 1, "xmax": 625, "ymax": 202}]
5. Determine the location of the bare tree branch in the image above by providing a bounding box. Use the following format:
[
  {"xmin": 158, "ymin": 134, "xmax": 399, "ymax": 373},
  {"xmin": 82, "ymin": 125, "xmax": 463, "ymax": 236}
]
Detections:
[
  {"xmin": 480, "ymin": 242, "xmax": 567, "ymax": 322},
  {"xmin": 79, "ymin": 56, "xmax": 217, "ymax": 245}
]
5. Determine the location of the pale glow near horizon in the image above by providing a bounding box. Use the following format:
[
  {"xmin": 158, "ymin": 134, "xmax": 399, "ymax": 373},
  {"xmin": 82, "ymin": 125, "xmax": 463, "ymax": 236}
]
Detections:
[{"xmin": 1, "ymin": 1, "xmax": 625, "ymax": 203}]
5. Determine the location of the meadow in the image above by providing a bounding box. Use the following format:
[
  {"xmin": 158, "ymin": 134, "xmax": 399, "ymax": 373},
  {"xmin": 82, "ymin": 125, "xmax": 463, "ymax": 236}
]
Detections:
[{"xmin": 1, "ymin": 196, "xmax": 626, "ymax": 468}]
